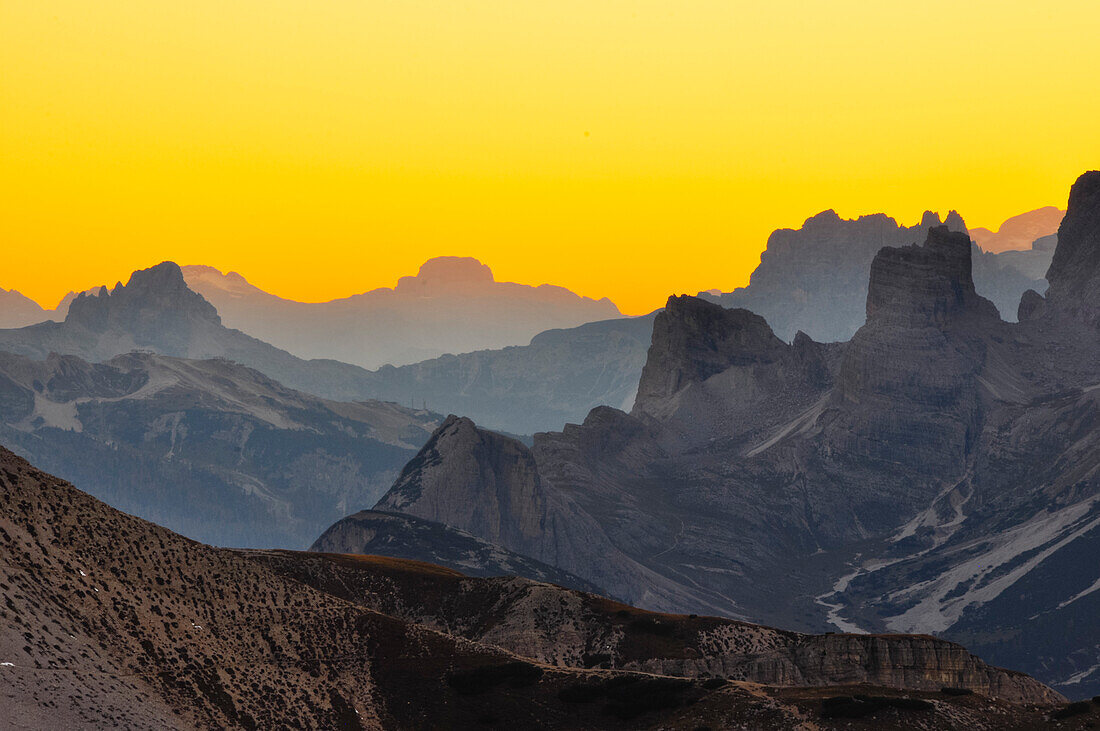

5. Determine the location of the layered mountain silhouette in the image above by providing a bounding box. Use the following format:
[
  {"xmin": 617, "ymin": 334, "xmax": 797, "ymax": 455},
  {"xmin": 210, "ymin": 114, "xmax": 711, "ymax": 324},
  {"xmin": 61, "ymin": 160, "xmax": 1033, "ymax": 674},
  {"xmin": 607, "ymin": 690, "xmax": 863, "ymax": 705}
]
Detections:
[
  {"xmin": 182, "ymin": 257, "xmax": 622, "ymax": 369},
  {"xmin": 700, "ymin": 209, "xmax": 1054, "ymax": 342},
  {"xmin": 359, "ymin": 314, "xmax": 656, "ymax": 434},
  {"xmin": 0, "ymin": 288, "xmax": 56, "ymax": 329},
  {"xmin": 0, "ymin": 262, "xmax": 647, "ymax": 435},
  {"xmin": 345, "ymin": 172, "xmax": 1100, "ymax": 699},
  {"xmin": 0, "ymin": 447, "xmax": 1075, "ymax": 728},
  {"xmin": 970, "ymin": 206, "xmax": 1065, "ymax": 253}
]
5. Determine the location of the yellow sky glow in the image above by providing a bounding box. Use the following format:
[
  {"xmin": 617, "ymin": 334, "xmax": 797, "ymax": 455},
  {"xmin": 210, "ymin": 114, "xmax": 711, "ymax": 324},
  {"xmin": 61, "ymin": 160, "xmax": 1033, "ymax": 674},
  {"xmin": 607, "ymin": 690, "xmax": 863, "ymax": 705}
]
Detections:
[{"xmin": 2, "ymin": 1, "xmax": 1099, "ymax": 314}]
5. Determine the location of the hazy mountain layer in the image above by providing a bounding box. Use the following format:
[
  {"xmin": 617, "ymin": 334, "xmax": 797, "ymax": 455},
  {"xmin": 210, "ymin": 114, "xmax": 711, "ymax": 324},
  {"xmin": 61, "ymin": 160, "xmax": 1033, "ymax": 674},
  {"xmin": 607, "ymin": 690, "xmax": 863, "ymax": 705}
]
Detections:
[
  {"xmin": 183, "ymin": 257, "xmax": 622, "ymax": 369},
  {"xmin": 353, "ymin": 172, "xmax": 1100, "ymax": 699},
  {"xmin": 0, "ymin": 448, "xmax": 1071, "ymax": 729},
  {"xmin": 970, "ymin": 206, "xmax": 1065, "ymax": 253},
  {"xmin": 0, "ymin": 351, "xmax": 437, "ymax": 548},
  {"xmin": 700, "ymin": 209, "xmax": 1054, "ymax": 342},
  {"xmin": 0, "ymin": 288, "xmax": 54, "ymax": 329},
  {"xmin": 0, "ymin": 263, "xmax": 649, "ymax": 435}
]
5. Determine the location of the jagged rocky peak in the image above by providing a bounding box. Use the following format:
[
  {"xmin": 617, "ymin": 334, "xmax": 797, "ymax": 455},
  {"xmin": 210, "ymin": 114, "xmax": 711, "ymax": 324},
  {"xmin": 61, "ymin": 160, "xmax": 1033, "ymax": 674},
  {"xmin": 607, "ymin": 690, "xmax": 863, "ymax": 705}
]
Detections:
[
  {"xmin": 633, "ymin": 295, "xmax": 787, "ymax": 410},
  {"xmin": 1044, "ymin": 170, "xmax": 1100, "ymax": 320},
  {"xmin": 65, "ymin": 261, "xmax": 221, "ymax": 330},
  {"xmin": 918, "ymin": 209, "xmax": 968, "ymax": 233},
  {"xmin": 373, "ymin": 414, "xmax": 547, "ymax": 547},
  {"xmin": 865, "ymin": 225, "xmax": 998, "ymax": 328}
]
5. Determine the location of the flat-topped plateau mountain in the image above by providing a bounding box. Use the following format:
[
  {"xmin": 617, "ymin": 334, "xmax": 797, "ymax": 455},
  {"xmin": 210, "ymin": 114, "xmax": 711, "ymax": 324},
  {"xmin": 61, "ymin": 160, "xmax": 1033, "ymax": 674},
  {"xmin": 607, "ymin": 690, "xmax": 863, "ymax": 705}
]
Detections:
[
  {"xmin": 2, "ymin": 447, "xmax": 1084, "ymax": 729},
  {"xmin": 183, "ymin": 256, "xmax": 622, "ymax": 369},
  {"xmin": 970, "ymin": 206, "xmax": 1065, "ymax": 253},
  {"xmin": 347, "ymin": 172, "xmax": 1100, "ymax": 699}
]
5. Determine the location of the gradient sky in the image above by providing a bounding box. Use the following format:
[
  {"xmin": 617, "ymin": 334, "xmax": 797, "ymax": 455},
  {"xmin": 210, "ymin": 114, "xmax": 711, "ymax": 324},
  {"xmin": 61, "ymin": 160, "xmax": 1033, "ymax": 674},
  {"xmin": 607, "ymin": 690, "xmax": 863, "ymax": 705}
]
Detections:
[{"xmin": 3, "ymin": 1, "xmax": 1099, "ymax": 315}]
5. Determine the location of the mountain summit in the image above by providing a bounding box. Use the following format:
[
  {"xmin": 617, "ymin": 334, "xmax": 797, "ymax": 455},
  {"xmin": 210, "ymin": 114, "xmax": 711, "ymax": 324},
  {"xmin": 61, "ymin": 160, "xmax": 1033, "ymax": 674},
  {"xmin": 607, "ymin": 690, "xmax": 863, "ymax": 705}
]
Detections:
[
  {"xmin": 182, "ymin": 257, "xmax": 622, "ymax": 369},
  {"xmin": 66, "ymin": 261, "xmax": 221, "ymax": 334},
  {"xmin": 395, "ymin": 256, "xmax": 495, "ymax": 290},
  {"xmin": 1044, "ymin": 170, "xmax": 1100, "ymax": 320}
]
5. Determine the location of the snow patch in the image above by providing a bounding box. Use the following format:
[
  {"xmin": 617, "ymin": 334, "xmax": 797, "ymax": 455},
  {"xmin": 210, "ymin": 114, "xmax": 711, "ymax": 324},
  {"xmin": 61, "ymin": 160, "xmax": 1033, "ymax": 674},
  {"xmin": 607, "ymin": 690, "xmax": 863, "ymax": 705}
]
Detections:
[
  {"xmin": 26, "ymin": 394, "xmax": 82, "ymax": 432},
  {"xmin": 815, "ymin": 563, "xmax": 870, "ymax": 633},
  {"xmin": 1057, "ymin": 575, "xmax": 1100, "ymax": 610},
  {"xmin": 885, "ymin": 499, "xmax": 1100, "ymax": 633}
]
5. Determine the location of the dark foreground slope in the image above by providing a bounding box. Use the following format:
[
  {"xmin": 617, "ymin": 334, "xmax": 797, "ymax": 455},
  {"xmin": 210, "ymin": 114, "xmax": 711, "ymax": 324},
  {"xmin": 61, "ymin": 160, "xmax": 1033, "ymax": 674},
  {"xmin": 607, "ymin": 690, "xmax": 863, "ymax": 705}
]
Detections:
[
  {"xmin": 0, "ymin": 447, "xmax": 1079, "ymax": 729},
  {"xmin": 310, "ymin": 509, "xmax": 606, "ymax": 594}
]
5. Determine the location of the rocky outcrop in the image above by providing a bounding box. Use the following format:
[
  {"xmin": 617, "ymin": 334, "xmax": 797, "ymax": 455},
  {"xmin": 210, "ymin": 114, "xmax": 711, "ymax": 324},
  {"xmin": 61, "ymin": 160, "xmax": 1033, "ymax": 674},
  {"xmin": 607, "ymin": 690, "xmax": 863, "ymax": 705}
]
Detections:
[
  {"xmin": 257, "ymin": 550, "xmax": 1063, "ymax": 705},
  {"xmin": 634, "ymin": 297, "xmax": 788, "ymax": 411},
  {"xmin": 67, "ymin": 261, "xmax": 222, "ymax": 333},
  {"xmin": 1045, "ymin": 170, "xmax": 1100, "ymax": 323},
  {"xmin": 864, "ymin": 226, "xmax": 998, "ymax": 328},
  {"xmin": 828, "ymin": 226, "xmax": 1003, "ymax": 477},
  {"xmin": 1017, "ymin": 288, "xmax": 1046, "ymax": 321},
  {"xmin": 633, "ymin": 296, "xmax": 836, "ymax": 447},
  {"xmin": 699, "ymin": 209, "xmax": 973, "ymax": 342},
  {"xmin": 375, "ymin": 415, "xmax": 549, "ymax": 548}
]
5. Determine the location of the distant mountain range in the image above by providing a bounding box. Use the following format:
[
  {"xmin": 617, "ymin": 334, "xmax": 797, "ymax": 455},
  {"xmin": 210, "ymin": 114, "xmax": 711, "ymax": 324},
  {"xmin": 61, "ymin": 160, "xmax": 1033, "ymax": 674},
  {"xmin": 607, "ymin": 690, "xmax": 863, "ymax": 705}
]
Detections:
[
  {"xmin": 347, "ymin": 171, "xmax": 1100, "ymax": 699},
  {"xmin": 700, "ymin": 209, "xmax": 1057, "ymax": 342},
  {"xmin": 0, "ymin": 288, "xmax": 54, "ymax": 329},
  {"xmin": 0, "ymin": 447, "xmax": 1071, "ymax": 727},
  {"xmin": 970, "ymin": 206, "xmax": 1065, "ymax": 253},
  {"xmin": 182, "ymin": 256, "xmax": 622, "ymax": 369},
  {"xmin": 0, "ymin": 350, "xmax": 438, "ymax": 548},
  {"xmin": 0, "ymin": 262, "xmax": 650, "ymax": 435}
]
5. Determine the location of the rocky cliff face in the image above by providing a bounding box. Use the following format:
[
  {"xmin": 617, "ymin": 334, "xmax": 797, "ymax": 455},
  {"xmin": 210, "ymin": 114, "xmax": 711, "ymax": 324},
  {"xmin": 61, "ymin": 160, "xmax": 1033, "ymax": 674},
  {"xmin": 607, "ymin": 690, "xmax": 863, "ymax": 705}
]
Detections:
[
  {"xmin": 1045, "ymin": 170, "xmax": 1100, "ymax": 323},
  {"xmin": 701, "ymin": 208, "xmax": 1052, "ymax": 336},
  {"xmin": 864, "ymin": 226, "xmax": 998, "ymax": 328},
  {"xmin": 350, "ymin": 172, "xmax": 1100, "ymax": 700},
  {"xmin": 376, "ymin": 415, "xmax": 549, "ymax": 547},
  {"xmin": 257, "ymin": 550, "xmax": 1062, "ymax": 705},
  {"xmin": 830, "ymin": 227, "xmax": 1002, "ymax": 477},
  {"xmin": 633, "ymin": 296, "xmax": 836, "ymax": 448}
]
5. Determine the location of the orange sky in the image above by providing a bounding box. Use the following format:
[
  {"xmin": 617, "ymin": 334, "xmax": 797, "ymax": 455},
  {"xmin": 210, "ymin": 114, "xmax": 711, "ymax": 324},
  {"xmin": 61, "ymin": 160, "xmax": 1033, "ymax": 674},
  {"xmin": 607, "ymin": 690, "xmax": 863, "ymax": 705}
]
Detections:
[{"xmin": 2, "ymin": 1, "xmax": 1099, "ymax": 315}]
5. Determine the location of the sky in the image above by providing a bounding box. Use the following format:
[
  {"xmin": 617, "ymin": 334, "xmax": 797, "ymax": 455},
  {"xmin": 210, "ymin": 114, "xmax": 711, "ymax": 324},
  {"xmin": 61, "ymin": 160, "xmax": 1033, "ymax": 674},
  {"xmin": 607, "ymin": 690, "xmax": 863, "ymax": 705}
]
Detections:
[{"xmin": 2, "ymin": 1, "xmax": 1099, "ymax": 315}]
